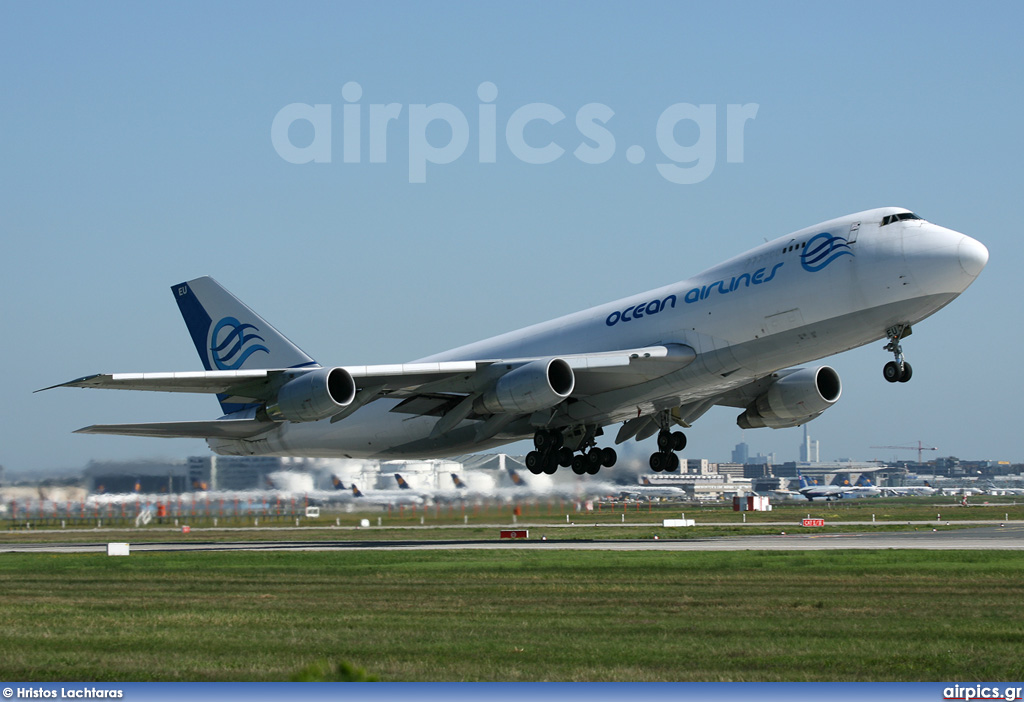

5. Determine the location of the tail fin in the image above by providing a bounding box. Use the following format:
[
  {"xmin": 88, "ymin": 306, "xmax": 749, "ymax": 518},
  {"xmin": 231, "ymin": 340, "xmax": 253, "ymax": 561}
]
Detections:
[
  {"xmin": 642, "ymin": 477, "xmax": 653, "ymax": 486},
  {"xmin": 331, "ymin": 476, "xmax": 347, "ymax": 491},
  {"xmin": 451, "ymin": 474, "xmax": 468, "ymax": 489},
  {"xmin": 507, "ymin": 468, "xmax": 527, "ymax": 487},
  {"xmin": 395, "ymin": 474, "xmax": 411, "ymax": 490},
  {"xmin": 351, "ymin": 484, "xmax": 364, "ymax": 497},
  {"xmin": 171, "ymin": 276, "xmax": 317, "ymax": 413}
]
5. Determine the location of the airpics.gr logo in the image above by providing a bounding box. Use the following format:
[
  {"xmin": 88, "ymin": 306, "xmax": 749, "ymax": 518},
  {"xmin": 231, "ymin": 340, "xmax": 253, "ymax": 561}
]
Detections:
[
  {"xmin": 209, "ymin": 316, "xmax": 269, "ymax": 370},
  {"xmin": 801, "ymin": 232, "xmax": 854, "ymax": 272}
]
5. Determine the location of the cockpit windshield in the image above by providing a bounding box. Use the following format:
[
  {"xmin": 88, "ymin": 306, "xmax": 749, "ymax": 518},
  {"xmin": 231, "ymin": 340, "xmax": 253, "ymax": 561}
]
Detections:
[{"xmin": 880, "ymin": 212, "xmax": 922, "ymax": 226}]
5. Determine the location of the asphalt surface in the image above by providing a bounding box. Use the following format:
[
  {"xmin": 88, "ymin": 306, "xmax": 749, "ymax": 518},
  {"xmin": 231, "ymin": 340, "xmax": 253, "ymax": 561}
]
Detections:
[{"xmin": 3, "ymin": 525, "xmax": 1022, "ymax": 553}]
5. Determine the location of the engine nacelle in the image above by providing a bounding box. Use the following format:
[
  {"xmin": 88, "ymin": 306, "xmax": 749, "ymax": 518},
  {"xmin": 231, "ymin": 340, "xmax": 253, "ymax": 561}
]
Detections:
[
  {"xmin": 474, "ymin": 358, "xmax": 575, "ymax": 415},
  {"xmin": 265, "ymin": 367, "xmax": 356, "ymax": 422},
  {"xmin": 737, "ymin": 365, "xmax": 842, "ymax": 429}
]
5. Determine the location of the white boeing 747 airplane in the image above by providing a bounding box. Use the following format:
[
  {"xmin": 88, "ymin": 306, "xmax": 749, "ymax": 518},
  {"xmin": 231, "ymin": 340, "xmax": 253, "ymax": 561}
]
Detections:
[{"xmin": 44, "ymin": 207, "xmax": 987, "ymax": 475}]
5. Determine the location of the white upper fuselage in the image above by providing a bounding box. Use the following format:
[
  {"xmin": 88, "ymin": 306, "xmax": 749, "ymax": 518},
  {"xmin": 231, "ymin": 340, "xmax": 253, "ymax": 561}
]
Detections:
[{"xmin": 221, "ymin": 207, "xmax": 987, "ymax": 459}]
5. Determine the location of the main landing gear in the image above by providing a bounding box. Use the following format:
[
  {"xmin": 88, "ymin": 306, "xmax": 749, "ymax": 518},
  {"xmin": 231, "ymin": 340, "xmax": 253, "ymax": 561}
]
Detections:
[
  {"xmin": 525, "ymin": 429, "xmax": 617, "ymax": 475},
  {"xmin": 650, "ymin": 429, "xmax": 686, "ymax": 472},
  {"xmin": 882, "ymin": 323, "xmax": 913, "ymax": 383}
]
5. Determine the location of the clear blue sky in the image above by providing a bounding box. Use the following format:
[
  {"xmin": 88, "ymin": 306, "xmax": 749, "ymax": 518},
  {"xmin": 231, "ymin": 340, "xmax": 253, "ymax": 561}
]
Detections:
[{"xmin": 3, "ymin": 1, "xmax": 1021, "ymax": 473}]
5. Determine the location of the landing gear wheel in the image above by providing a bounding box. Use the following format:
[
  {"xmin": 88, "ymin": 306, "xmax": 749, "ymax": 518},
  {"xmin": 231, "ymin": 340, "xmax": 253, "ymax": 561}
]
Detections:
[
  {"xmin": 650, "ymin": 451, "xmax": 678, "ymax": 472},
  {"xmin": 601, "ymin": 447, "xmax": 617, "ymax": 468},
  {"xmin": 571, "ymin": 455, "xmax": 588, "ymax": 475},
  {"xmin": 671, "ymin": 431, "xmax": 686, "ymax": 451},
  {"xmin": 657, "ymin": 430, "xmax": 673, "ymax": 451},
  {"xmin": 542, "ymin": 456, "xmax": 558, "ymax": 474},
  {"xmin": 557, "ymin": 447, "xmax": 574, "ymax": 467},
  {"xmin": 899, "ymin": 361, "xmax": 913, "ymax": 383},
  {"xmin": 533, "ymin": 430, "xmax": 562, "ymax": 450},
  {"xmin": 526, "ymin": 451, "xmax": 543, "ymax": 474},
  {"xmin": 650, "ymin": 452, "xmax": 666, "ymax": 472},
  {"xmin": 883, "ymin": 361, "xmax": 901, "ymax": 383},
  {"xmin": 583, "ymin": 448, "xmax": 602, "ymax": 475}
]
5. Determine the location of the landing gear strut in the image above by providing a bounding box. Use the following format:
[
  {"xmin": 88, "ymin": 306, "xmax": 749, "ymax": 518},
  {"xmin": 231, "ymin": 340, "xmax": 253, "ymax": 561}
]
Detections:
[
  {"xmin": 883, "ymin": 323, "xmax": 913, "ymax": 383},
  {"xmin": 526, "ymin": 428, "xmax": 617, "ymax": 475}
]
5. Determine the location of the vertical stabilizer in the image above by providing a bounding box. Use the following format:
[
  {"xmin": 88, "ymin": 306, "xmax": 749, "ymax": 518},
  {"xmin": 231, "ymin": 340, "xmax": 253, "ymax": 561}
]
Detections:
[
  {"xmin": 171, "ymin": 276, "xmax": 318, "ymax": 413},
  {"xmin": 507, "ymin": 468, "xmax": 527, "ymax": 487}
]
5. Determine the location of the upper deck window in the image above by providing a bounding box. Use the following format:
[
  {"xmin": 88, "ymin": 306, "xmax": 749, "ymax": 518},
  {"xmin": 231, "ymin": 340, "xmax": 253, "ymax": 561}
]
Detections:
[{"xmin": 881, "ymin": 212, "xmax": 922, "ymax": 226}]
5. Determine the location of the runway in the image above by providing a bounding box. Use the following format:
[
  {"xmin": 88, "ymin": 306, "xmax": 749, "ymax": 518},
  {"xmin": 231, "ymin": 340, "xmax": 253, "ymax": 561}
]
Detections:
[{"xmin": 3, "ymin": 525, "xmax": 1022, "ymax": 553}]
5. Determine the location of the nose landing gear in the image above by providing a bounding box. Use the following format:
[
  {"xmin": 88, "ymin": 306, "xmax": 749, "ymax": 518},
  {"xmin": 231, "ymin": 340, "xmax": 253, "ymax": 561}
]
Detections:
[{"xmin": 883, "ymin": 323, "xmax": 913, "ymax": 383}]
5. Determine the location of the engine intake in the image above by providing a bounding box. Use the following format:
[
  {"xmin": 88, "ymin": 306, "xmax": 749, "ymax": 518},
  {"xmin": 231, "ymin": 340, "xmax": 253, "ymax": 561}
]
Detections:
[
  {"xmin": 474, "ymin": 358, "xmax": 575, "ymax": 415},
  {"xmin": 737, "ymin": 366, "xmax": 842, "ymax": 429},
  {"xmin": 265, "ymin": 367, "xmax": 356, "ymax": 422}
]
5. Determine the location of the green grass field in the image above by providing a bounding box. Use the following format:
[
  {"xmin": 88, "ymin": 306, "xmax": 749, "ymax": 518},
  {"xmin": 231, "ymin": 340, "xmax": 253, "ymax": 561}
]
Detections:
[{"xmin": 2, "ymin": 549, "xmax": 1023, "ymax": 681}]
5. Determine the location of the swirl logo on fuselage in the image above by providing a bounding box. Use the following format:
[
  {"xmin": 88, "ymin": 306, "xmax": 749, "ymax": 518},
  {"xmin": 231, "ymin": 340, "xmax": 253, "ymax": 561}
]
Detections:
[
  {"xmin": 801, "ymin": 232, "xmax": 853, "ymax": 272},
  {"xmin": 209, "ymin": 316, "xmax": 269, "ymax": 370}
]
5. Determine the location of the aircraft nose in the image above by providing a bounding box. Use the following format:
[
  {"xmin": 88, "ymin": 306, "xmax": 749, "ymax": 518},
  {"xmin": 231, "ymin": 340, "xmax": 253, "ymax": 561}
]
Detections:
[{"xmin": 958, "ymin": 235, "xmax": 989, "ymax": 278}]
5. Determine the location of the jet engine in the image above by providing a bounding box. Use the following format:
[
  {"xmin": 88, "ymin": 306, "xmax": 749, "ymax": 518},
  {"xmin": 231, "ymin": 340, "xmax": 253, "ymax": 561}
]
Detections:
[
  {"xmin": 264, "ymin": 367, "xmax": 357, "ymax": 422},
  {"xmin": 473, "ymin": 358, "xmax": 575, "ymax": 415},
  {"xmin": 737, "ymin": 365, "xmax": 841, "ymax": 429}
]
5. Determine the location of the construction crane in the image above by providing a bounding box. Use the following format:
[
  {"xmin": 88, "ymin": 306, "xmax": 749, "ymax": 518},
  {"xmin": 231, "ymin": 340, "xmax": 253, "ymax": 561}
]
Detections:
[{"xmin": 870, "ymin": 441, "xmax": 938, "ymax": 464}]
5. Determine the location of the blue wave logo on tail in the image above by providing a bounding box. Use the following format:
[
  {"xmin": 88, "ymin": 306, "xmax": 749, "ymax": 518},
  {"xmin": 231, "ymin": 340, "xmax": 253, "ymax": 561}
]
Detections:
[
  {"xmin": 209, "ymin": 316, "xmax": 269, "ymax": 370},
  {"xmin": 801, "ymin": 232, "xmax": 854, "ymax": 272}
]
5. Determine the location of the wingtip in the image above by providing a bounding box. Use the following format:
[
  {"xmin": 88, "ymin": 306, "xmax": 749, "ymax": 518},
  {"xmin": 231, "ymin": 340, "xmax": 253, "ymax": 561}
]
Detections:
[{"xmin": 35, "ymin": 374, "xmax": 105, "ymax": 393}]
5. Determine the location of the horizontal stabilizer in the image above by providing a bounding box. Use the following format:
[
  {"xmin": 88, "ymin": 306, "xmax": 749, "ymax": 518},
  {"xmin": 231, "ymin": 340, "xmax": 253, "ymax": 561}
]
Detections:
[{"xmin": 74, "ymin": 419, "xmax": 275, "ymax": 439}]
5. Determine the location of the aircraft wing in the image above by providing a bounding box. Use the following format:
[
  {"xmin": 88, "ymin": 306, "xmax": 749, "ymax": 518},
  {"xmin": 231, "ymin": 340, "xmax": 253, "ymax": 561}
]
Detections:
[
  {"xmin": 44, "ymin": 345, "xmax": 696, "ymax": 436},
  {"xmin": 43, "ymin": 346, "xmax": 693, "ymax": 406}
]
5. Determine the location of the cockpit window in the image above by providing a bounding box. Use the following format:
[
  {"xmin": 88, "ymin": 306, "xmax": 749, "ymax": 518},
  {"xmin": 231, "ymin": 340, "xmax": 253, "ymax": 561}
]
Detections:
[{"xmin": 881, "ymin": 212, "xmax": 922, "ymax": 226}]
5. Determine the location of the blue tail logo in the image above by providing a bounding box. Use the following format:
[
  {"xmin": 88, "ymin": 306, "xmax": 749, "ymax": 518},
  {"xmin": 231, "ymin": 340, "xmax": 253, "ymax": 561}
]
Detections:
[
  {"xmin": 801, "ymin": 232, "xmax": 853, "ymax": 272},
  {"xmin": 209, "ymin": 316, "xmax": 269, "ymax": 370}
]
